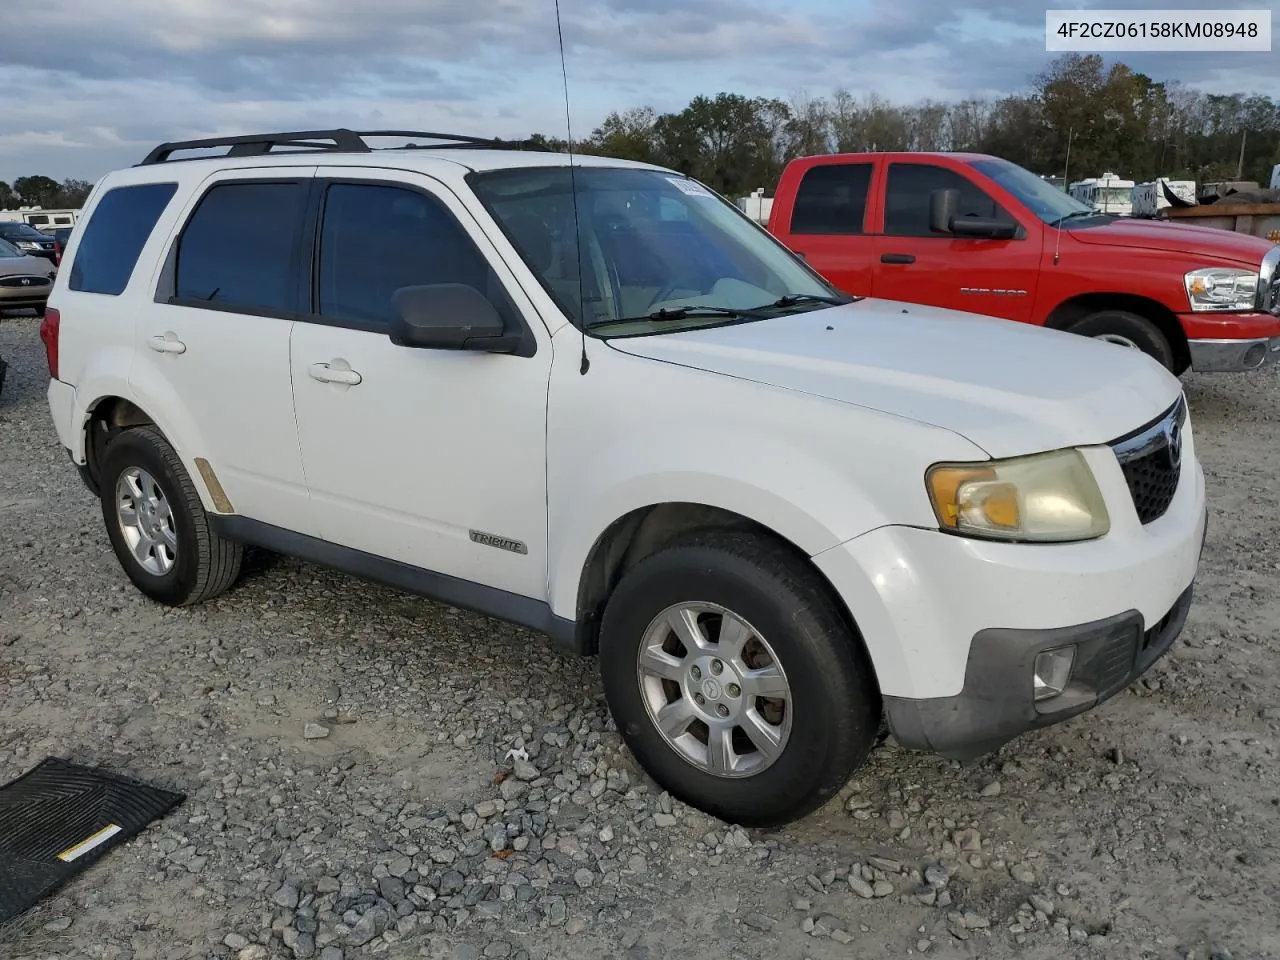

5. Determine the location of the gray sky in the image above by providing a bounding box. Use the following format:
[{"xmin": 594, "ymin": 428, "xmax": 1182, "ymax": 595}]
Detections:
[{"xmin": 1, "ymin": 0, "xmax": 1277, "ymax": 184}]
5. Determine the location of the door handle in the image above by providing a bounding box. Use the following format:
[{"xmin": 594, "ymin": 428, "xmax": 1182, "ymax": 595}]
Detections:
[
  {"xmin": 880, "ymin": 253, "xmax": 916, "ymax": 264},
  {"xmin": 148, "ymin": 332, "xmax": 186, "ymax": 354},
  {"xmin": 309, "ymin": 360, "xmax": 362, "ymax": 386}
]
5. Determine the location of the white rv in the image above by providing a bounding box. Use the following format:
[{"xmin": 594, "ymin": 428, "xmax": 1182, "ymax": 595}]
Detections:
[
  {"xmin": 1270, "ymin": 164, "xmax": 1279, "ymax": 191},
  {"xmin": 1131, "ymin": 179, "xmax": 1197, "ymax": 218},
  {"xmin": 1068, "ymin": 172, "xmax": 1135, "ymax": 216},
  {"xmin": 0, "ymin": 208, "xmax": 82, "ymax": 230}
]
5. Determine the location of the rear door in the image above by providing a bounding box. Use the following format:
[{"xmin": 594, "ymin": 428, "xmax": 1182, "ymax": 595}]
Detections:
[
  {"xmin": 871, "ymin": 160, "xmax": 1040, "ymax": 322},
  {"xmin": 132, "ymin": 169, "xmax": 318, "ymax": 533},
  {"xmin": 774, "ymin": 159, "xmax": 879, "ymax": 297}
]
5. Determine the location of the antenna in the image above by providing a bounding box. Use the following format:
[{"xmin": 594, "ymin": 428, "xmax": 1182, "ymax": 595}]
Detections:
[
  {"xmin": 554, "ymin": 0, "xmax": 590, "ymax": 375},
  {"xmin": 1054, "ymin": 127, "xmax": 1073, "ymax": 266}
]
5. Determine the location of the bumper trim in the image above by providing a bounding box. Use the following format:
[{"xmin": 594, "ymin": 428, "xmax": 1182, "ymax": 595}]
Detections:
[
  {"xmin": 1187, "ymin": 335, "xmax": 1280, "ymax": 372},
  {"xmin": 884, "ymin": 583, "xmax": 1194, "ymax": 761}
]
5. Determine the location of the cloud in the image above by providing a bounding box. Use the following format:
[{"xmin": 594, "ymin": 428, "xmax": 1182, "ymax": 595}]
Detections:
[{"xmin": 0, "ymin": 0, "xmax": 1276, "ymax": 182}]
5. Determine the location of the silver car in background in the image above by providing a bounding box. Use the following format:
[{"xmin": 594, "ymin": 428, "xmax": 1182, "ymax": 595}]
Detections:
[{"xmin": 0, "ymin": 237, "xmax": 57, "ymax": 315}]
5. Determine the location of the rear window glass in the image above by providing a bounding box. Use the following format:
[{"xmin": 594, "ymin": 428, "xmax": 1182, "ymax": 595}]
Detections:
[
  {"xmin": 174, "ymin": 180, "xmax": 307, "ymax": 315},
  {"xmin": 69, "ymin": 183, "xmax": 178, "ymax": 295},
  {"xmin": 790, "ymin": 164, "xmax": 872, "ymax": 235}
]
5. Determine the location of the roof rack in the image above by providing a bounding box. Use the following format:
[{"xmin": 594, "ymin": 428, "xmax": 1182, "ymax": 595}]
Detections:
[{"xmin": 137, "ymin": 129, "xmax": 548, "ymax": 166}]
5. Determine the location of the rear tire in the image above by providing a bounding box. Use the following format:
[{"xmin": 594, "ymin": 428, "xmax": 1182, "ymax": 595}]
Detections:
[
  {"xmin": 598, "ymin": 530, "xmax": 880, "ymax": 827},
  {"xmin": 1068, "ymin": 310, "xmax": 1174, "ymax": 371},
  {"xmin": 99, "ymin": 426, "xmax": 243, "ymax": 606}
]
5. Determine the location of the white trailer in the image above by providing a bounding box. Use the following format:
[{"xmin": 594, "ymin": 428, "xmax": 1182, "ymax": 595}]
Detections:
[
  {"xmin": 1131, "ymin": 179, "xmax": 1197, "ymax": 218},
  {"xmin": 0, "ymin": 208, "xmax": 82, "ymax": 230},
  {"xmin": 1068, "ymin": 172, "xmax": 1135, "ymax": 216},
  {"xmin": 735, "ymin": 188, "xmax": 773, "ymax": 225}
]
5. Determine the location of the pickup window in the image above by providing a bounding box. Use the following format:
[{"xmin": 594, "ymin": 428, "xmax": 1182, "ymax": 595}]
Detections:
[
  {"xmin": 791, "ymin": 163, "xmax": 872, "ymax": 235},
  {"xmin": 884, "ymin": 163, "xmax": 1011, "ymax": 237}
]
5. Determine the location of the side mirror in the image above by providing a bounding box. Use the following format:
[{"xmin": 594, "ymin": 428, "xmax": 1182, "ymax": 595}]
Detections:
[
  {"xmin": 929, "ymin": 188, "xmax": 1018, "ymax": 239},
  {"xmin": 387, "ymin": 283, "xmax": 520, "ymax": 353}
]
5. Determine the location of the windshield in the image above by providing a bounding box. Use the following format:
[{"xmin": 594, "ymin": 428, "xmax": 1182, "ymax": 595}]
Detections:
[
  {"xmin": 967, "ymin": 158, "xmax": 1097, "ymax": 224},
  {"xmin": 467, "ymin": 166, "xmax": 840, "ymax": 336},
  {"xmin": 0, "ymin": 223, "xmax": 50, "ymax": 240},
  {"xmin": 0, "ymin": 238, "xmax": 21, "ymax": 258},
  {"xmin": 1098, "ymin": 187, "xmax": 1131, "ymax": 205}
]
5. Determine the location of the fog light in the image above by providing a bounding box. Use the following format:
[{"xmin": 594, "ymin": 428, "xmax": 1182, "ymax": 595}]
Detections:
[
  {"xmin": 1033, "ymin": 646, "xmax": 1075, "ymax": 701},
  {"xmin": 1243, "ymin": 343, "xmax": 1266, "ymax": 368}
]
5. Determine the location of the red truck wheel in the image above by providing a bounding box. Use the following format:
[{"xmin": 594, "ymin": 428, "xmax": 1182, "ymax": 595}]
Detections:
[{"xmin": 1068, "ymin": 310, "xmax": 1174, "ymax": 371}]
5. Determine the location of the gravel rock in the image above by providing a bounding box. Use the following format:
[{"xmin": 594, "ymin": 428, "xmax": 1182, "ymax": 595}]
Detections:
[
  {"xmin": 849, "ymin": 875, "xmax": 876, "ymax": 899},
  {"xmin": 303, "ymin": 723, "xmax": 330, "ymax": 740},
  {"xmin": 0, "ymin": 315, "xmax": 1274, "ymax": 960}
]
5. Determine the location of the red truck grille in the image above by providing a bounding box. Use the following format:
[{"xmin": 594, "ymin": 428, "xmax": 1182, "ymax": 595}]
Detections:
[{"xmin": 1109, "ymin": 396, "xmax": 1185, "ymax": 525}]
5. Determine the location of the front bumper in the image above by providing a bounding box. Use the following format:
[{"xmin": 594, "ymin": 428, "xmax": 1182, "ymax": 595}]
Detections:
[
  {"xmin": 1187, "ymin": 335, "xmax": 1280, "ymax": 372},
  {"xmin": 883, "ymin": 581, "xmax": 1194, "ymax": 760}
]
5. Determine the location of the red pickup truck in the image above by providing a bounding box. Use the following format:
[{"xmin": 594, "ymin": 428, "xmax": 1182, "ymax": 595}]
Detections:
[{"xmin": 766, "ymin": 152, "xmax": 1280, "ymax": 374}]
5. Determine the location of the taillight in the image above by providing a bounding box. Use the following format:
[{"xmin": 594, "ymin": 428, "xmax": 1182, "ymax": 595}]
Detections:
[{"xmin": 39, "ymin": 307, "xmax": 60, "ymax": 380}]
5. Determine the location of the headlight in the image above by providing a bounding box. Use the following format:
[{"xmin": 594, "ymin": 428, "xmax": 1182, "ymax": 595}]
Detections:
[
  {"xmin": 1184, "ymin": 267, "xmax": 1258, "ymax": 312},
  {"xmin": 925, "ymin": 449, "xmax": 1110, "ymax": 543},
  {"xmin": 16, "ymin": 240, "xmax": 39, "ymax": 249}
]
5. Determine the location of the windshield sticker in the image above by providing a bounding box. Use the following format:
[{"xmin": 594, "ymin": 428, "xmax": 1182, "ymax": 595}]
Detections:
[{"xmin": 666, "ymin": 177, "xmax": 715, "ymax": 198}]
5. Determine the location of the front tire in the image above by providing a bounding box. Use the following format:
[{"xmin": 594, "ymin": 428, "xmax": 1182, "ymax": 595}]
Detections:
[
  {"xmin": 598, "ymin": 530, "xmax": 880, "ymax": 827},
  {"xmin": 1068, "ymin": 309, "xmax": 1175, "ymax": 370},
  {"xmin": 99, "ymin": 426, "xmax": 243, "ymax": 606}
]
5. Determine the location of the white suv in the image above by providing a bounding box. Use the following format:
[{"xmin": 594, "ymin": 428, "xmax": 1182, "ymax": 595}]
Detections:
[{"xmin": 41, "ymin": 129, "xmax": 1208, "ymax": 826}]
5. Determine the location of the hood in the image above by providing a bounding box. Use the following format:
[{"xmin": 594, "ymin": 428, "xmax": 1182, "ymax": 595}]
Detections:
[
  {"xmin": 605, "ymin": 299, "xmax": 1183, "ymax": 459},
  {"xmin": 1069, "ymin": 217, "xmax": 1273, "ymax": 266},
  {"xmin": 0, "ymin": 254, "xmax": 53, "ymax": 277}
]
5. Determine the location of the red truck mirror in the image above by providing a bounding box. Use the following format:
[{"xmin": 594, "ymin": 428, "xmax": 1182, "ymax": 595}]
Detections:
[{"xmin": 929, "ymin": 188, "xmax": 1017, "ymax": 240}]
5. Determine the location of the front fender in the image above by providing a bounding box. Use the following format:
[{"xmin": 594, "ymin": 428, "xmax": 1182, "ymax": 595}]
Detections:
[{"xmin": 546, "ymin": 384, "xmax": 985, "ymax": 621}]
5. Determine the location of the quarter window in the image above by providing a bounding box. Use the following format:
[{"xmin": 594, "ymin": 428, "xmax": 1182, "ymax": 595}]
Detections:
[{"xmin": 68, "ymin": 182, "xmax": 177, "ymax": 296}]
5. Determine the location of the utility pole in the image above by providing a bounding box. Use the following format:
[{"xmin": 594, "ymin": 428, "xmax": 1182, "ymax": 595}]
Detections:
[{"xmin": 1236, "ymin": 128, "xmax": 1247, "ymax": 180}]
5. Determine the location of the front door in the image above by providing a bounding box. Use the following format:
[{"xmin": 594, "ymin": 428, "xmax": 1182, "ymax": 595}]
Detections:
[
  {"xmin": 288, "ymin": 170, "xmax": 552, "ymax": 600},
  {"xmin": 871, "ymin": 160, "xmax": 1041, "ymax": 322}
]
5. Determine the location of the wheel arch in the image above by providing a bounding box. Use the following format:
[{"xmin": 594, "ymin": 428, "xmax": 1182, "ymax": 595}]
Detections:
[
  {"xmin": 569, "ymin": 502, "xmax": 878, "ymax": 691},
  {"xmin": 77, "ymin": 390, "xmax": 220, "ymax": 512},
  {"xmin": 1044, "ymin": 292, "xmax": 1190, "ymax": 374}
]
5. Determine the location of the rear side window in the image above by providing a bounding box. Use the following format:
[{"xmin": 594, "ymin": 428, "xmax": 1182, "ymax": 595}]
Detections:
[
  {"xmin": 175, "ymin": 180, "xmax": 307, "ymax": 315},
  {"xmin": 68, "ymin": 182, "xmax": 177, "ymax": 295},
  {"xmin": 790, "ymin": 163, "xmax": 872, "ymax": 235}
]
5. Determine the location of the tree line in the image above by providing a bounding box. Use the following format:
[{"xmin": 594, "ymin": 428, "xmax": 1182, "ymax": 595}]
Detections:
[
  {"xmin": 4, "ymin": 54, "xmax": 1278, "ymax": 206},
  {"xmin": 0, "ymin": 175, "xmax": 93, "ymax": 211},
  {"xmin": 530, "ymin": 54, "xmax": 1280, "ymax": 198}
]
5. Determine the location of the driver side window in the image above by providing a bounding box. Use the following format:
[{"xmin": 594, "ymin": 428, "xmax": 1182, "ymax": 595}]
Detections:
[
  {"xmin": 317, "ymin": 182, "xmax": 497, "ymax": 329},
  {"xmin": 884, "ymin": 164, "xmax": 1012, "ymax": 238}
]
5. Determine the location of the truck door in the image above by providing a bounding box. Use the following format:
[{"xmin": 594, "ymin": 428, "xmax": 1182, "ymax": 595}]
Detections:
[
  {"xmin": 872, "ymin": 160, "xmax": 1041, "ymax": 323},
  {"xmin": 775, "ymin": 159, "xmax": 878, "ymax": 298}
]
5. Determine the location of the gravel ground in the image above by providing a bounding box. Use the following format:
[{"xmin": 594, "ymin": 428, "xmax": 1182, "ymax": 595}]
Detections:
[{"xmin": 1, "ymin": 309, "xmax": 1277, "ymax": 960}]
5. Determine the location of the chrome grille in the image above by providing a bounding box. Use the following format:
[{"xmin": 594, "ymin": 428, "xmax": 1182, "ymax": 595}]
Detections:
[{"xmin": 1109, "ymin": 395, "xmax": 1186, "ymax": 525}]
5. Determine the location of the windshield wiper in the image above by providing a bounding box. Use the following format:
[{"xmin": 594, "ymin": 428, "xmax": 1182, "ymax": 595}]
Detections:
[
  {"xmin": 1048, "ymin": 210, "xmax": 1097, "ymax": 227},
  {"xmin": 764, "ymin": 293, "xmax": 854, "ymax": 309},
  {"xmin": 586, "ymin": 305, "xmax": 770, "ymax": 329}
]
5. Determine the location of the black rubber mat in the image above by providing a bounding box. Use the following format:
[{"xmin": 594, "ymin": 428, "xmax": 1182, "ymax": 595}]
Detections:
[{"xmin": 0, "ymin": 757, "xmax": 185, "ymax": 924}]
